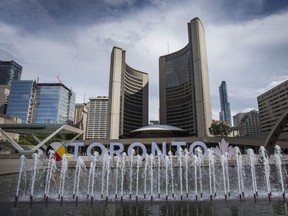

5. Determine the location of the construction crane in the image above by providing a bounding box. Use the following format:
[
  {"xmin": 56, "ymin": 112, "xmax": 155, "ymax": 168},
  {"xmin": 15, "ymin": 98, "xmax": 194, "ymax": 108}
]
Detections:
[{"xmin": 57, "ymin": 74, "xmax": 62, "ymax": 83}]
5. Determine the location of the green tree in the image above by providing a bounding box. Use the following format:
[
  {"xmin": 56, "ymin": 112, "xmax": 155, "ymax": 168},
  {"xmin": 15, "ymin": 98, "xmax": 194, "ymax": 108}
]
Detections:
[{"xmin": 209, "ymin": 120, "xmax": 232, "ymax": 137}]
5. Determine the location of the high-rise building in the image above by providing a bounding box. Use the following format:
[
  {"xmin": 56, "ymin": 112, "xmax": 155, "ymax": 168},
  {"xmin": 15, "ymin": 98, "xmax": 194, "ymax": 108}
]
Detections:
[
  {"xmin": 0, "ymin": 60, "xmax": 22, "ymax": 85},
  {"xmin": 257, "ymin": 80, "xmax": 288, "ymax": 138},
  {"xmin": 74, "ymin": 103, "xmax": 88, "ymax": 140},
  {"xmin": 86, "ymin": 96, "xmax": 108, "ymax": 140},
  {"xmin": 238, "ymin": 110, "xmax": 261, "ymax": 137},
  {"xmin": 107, "ymin": 47, "xmax": 149, "ymax": 139},
  {"xmin": 159, "ymin": 18, "xmax": 212, "ymax": 137},
  {"xmin": 219, "ymin": 81, "xmax": 232, "ymax": 125},
  {"xmin": 233, "ymin": 112, "xmax": 245, "ymax": 128},
  {"xmin": 6, "ymin": 81, "xmax": 75, "ymax": 124},
  {"xmin": 6, "ymin": 80, "xmax": 36, "ymax": 123},
  {"xmin": 0, "ymin": 85, "xmax": 10, "ymax": 114},
  {"xmin": 33, "ymin": 83, "xmax": 75, "ymax": 124}
]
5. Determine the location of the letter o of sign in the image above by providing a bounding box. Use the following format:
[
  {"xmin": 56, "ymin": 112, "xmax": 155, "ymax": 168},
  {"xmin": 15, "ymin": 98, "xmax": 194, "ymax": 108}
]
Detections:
[{"xmin": 189, "ymin": 141, "xmax": 208, "ymax": 160}]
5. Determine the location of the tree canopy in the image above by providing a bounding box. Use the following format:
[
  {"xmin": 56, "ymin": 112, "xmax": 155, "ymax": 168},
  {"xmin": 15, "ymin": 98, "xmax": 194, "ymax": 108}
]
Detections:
[{"xmin": 209, "ymin": 120, "xmax": 232, "ymax": 137}]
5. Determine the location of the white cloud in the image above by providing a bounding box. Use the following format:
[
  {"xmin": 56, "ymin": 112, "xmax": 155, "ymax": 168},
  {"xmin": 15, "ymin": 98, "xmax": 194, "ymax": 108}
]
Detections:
[
  {"xmin": 1, "ymin": 1, "xmax": 288, "ymax": 122},
  {"xmin": 206, "ymin": 12, "xmax": 288, "ymax": 116},
  {"xmin": 240, "ymin": 108, "xmax": 257, "ymax": 113}
]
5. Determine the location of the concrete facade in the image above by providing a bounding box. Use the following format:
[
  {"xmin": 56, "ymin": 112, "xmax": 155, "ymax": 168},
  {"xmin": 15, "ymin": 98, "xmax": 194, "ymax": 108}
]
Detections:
[
  {"xmin": 239, "ymin": 110, "xmax": 261, "ymax": 137},
  {"xmin": 107, "ymin": 47, "xmax": 149, "ymax": 139},
  {"xmin": 86, "ymin": 96, "xmax": 108, "ymax": 140},
  {"xmin": 159, "ymin": 18, "xmax": 212, "ymax": 137},
  {"xmin": 74, "ymin": 103, "xmax": 88, "ymax": 140},
  {"xmin": 0, "ymin": 85, "xmax": 10, "ymax": 115},
  {"xmin": 257, "ymin": 80, "xmax": 288, "ymax": 139},
  {"xmin": 233, "ymin": 113, "xmax": 245, "ymax": 128}
]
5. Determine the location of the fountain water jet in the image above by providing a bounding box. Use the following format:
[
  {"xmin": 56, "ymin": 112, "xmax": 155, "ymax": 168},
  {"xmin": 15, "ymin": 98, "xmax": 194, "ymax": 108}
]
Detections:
[
  {"xmin": 178, "ymin": 148, "xmax": 183, "ymax": 200},
  {"xmin": 259, "ymin": 146, "xmax": 271, "ymax": 199},
  {"xmin": 157, "ymin": 151, "xmax": 161, "ymax": 199},
  {"xmin": 274, "ymin": 145, "xmax": 285, "ymax": 199},
  {"xmin": 184, "ymin": 149, "xmax": 189, "ymax": 198},
  {"xmin": 246, "ymin": 148, "xmax": 258, "ymax": 200},
  {"xmin": 195, "ymin": 147, "xmax": 203, "ymax": 198},
  {"xmin": 168, "ymin": 151, "xmax": 174, "ymax": 198},
  {"xmin": 59, "ymin": 154, "xmax": 68, "ymax": 203},
  {"xmin": 136, "ymin": 155, "xmax": 141, "ymax": 201},
  {"xmin": 193, "ymin": 154, "xmax": 198, "ymax": 200},
  {"xmin": 105, "ymin": 154, "xmax": 111, "ymax": 202},
  {"xmin": 87, "ymin": 161, "xmax": 93, "ymax": 199},
  {"xmin": 15, "ymin": 155, "xmax": 26, "ymax": 204},
  {"xmin": 115, "ymin": 154, "xmax": 120, "ymax": 200},
  {"xmin": 129, "ymin": 149, "xmax": 135, "ymax": 200},
  {"xmin": 150, "ymin": 154, "xmax": 154, "ymax": 201},
  {"xmin": 44, "ymin": 150, "xmax": 56, "ymax": 203},
  {"xmin": 208, "ymin": 149, "xmax": 216, "ymax": 200},
  {"xmin": 221, "ymin": 154, "xmax": 228, "ymax": 199},
  {"xmin": 90, "ymin": 151, "xmax": 99, "ymax": 204},
  {"xmin": 13, "ymin": 141, "xmax": 288, "ymax": 204},
  {"xmin": 73, "ymin": 156, "xmax": 86, "ymax": 204},
  {"xmin": 235, "ymin": 147, "xmax": 244, "ymax": 199},
  {"xmin": 165, "ymin": 155, "xmax": 169, "ymax": 200},
  {"xmin": 100, "ymin": 150, "xmax": 108, "ymax": 199},
  {"xmin": 120, "ymin": 152, "xmax": 127, "ymax": 202},
  {"xmin": 143, "ymin": 154, "xmax": 149, "ymax": 199},
  {"xmin": 30, "ymin": 150, "xmax": 43, "ymax": 203}
]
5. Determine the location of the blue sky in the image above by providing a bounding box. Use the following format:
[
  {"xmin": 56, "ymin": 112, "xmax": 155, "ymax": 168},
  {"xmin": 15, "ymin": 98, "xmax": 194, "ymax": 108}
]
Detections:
[{"xmin": 1, "ymin": 0, "xmax": 288, "ymax": 122}]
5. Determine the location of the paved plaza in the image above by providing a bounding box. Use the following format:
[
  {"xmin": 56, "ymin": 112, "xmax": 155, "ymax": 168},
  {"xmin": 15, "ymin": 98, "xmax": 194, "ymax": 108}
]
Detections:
[{"xmin": 0, "ymin": 159, "xmax": 24, "ymax": 175}]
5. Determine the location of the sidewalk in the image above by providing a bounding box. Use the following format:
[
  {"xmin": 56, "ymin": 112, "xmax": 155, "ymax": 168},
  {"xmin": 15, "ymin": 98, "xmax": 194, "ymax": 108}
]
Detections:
[{"xmin": 0, "ymin": 159, "xmax": 25, "ymax": 175}]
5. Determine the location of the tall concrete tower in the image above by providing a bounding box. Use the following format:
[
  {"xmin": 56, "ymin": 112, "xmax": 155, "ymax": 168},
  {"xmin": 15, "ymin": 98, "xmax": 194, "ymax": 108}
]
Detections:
[
  {"xmin": 107, "ymin": 47, "xmax": 149, "ymax": 139},
  {"xmin": 159, "ymin": 18, "xmax": 212, "ymax": 137},
  {"xmin": 86, "ymin": 96, "xmax": 108, "ymax": 140}
]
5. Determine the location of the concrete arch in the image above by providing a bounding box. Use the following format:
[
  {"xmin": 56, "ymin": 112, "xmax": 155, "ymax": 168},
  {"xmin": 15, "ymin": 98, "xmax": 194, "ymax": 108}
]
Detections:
[{"xmin": 264, "ymin": 110, "xmax": 288, "ymax": 153}]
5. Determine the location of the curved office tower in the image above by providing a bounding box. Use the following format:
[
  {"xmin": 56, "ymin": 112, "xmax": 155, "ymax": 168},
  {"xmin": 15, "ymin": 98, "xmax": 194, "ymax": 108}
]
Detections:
[
  {"xmin": 159, "ymin": 18, "xmax": 212, "ymax": 137},
  {"xmin": 108, "ymin": 47, "xmax": 149, "ymax": 139}
]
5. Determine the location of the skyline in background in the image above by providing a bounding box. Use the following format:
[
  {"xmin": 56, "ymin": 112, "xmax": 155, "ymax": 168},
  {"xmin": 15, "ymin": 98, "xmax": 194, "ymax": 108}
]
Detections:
[{"xmin": 1, "ymin": 0, "xmax": 288, "ymax": 121}]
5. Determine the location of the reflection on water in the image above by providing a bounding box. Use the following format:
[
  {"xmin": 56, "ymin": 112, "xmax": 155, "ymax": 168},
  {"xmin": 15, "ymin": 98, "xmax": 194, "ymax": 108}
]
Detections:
[{"xmin": 0, "ymin": 199, "xmax": 288, "ymax": 216}]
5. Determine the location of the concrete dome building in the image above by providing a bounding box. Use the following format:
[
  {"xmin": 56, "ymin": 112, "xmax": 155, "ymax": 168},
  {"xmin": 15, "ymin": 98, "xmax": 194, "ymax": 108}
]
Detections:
[{"xmin": 129, "ymin": 124, "xmax": 189, "ymax": 138}]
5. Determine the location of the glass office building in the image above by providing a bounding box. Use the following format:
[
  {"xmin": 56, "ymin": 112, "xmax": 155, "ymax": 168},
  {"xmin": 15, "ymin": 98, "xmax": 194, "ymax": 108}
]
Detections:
[
  {"xmin": 33, "ymin": 83, "xmax": 75, "ymax": 124},
  {"xmin": 0, "ymin": 60, "xmax": 22, "ymax": 85},
  {"xmin": 219, "ymin": 81, "xmax": 232, "ymax": 125},
  {"xmin": 159, "ymin": 18, "xmax": 212, "ymax": 137},
  {"xmin": 6, "ymin": 81, "xmax": 75, "ymax": 124},
  {"xmin": 6, "ymin": 80, "xmax": 35, "ymax": 123}
]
